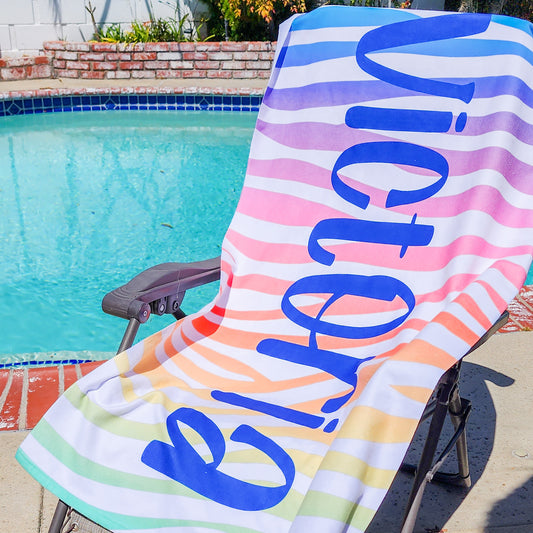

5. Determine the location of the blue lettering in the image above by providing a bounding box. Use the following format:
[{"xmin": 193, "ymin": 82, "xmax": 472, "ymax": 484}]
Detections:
[
  {"xmin": 308, "ymin": 215, "xmax": 434, "ymax": 265},
  {"xmin": 280, "ymin": 274, "xmax": 416, "ymax": 339},
  {"xmin": 346, "ymin": 106, "xmax": 454, "ymax": 133},
  {"xmin": 333, "ymin": 141, "xmax": 449, "ymax": 209},
  {"xmin": 356, "ymin": 14, "xmax": 490, "ymax": 102},
  {"xmin": 141, "ymin": 408, "xmax": 295, "ymax": 511}
]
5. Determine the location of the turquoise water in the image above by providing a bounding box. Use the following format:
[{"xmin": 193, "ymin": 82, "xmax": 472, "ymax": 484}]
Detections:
[{"xmin": 0, "ymin": 111, "xmax": 256, "ymax": 360}]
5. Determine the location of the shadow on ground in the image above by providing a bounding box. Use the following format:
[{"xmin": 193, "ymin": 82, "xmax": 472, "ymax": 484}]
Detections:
[{"xmin": 367, "ymin": 361, "xmax": 517, "ymax": 532}]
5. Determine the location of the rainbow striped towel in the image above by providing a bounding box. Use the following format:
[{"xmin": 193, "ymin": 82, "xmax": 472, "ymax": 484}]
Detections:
[{"xmin": 18, "ymin": 7, "xmax": 533, "ymax": 532}]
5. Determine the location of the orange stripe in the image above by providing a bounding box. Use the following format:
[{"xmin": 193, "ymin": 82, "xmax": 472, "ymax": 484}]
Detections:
[
  {"xmin": 454, "ymin": 292, "xmax": 493, "ymax": 331},
  {"xmin": 388, "ymin": 338, "xmax": 457, "ymax": 370},
  {"xmin": 390, "ymin": 385, "xmax": 433, "ymax": 404},
  {"xmin": 435, "ymin": 311, "xmax": 479, "ymax": 347},
  {"xmin": 171, "ymin": 329, "xmax": 331, "ymax": 392}
]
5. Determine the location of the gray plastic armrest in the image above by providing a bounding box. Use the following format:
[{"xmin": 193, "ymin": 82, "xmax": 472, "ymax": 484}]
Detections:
[{"xmin": 101, "ymin": 257, "xmax": 221, "ymax": 323}]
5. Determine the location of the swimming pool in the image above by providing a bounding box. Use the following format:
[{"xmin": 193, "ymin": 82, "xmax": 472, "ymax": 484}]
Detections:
[{"xmin": 0, "ymin": 110, "xmax": 256, "ymax": 364}]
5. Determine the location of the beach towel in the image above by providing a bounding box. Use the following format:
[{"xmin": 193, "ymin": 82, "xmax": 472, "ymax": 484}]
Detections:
[{"xmin": 17, "ymin": 6, "xmax": 533, "ymax": 532}]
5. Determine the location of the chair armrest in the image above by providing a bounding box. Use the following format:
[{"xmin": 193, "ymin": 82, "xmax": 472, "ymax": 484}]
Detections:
[{"xmin": 101, "ymin": 257, "xmax": 221, "ymax": 324}]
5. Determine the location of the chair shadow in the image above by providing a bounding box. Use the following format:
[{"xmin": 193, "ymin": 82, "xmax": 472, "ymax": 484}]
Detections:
[
  {"xmin": 366, "ymin": 361, "xmax": 514, "ymax": 532},
  {"xmin": 485, "ymin": 474, "xmax": 533, "ymax": 529}
]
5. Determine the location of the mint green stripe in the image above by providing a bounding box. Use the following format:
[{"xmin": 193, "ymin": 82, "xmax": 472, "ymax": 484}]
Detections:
[
  {"xmin": 23, "ymin": 417, "xmax": 302, "ymax": 522},
  {"xmin": 297, "ymin": 490, "xmax": 376, "ymax": 531},
  {"xmin": 18, "ymin": 447, "xmax": 262, "ymax": 532}
]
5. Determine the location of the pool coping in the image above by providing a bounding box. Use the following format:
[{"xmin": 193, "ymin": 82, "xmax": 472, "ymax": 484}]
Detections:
[
  {"xmin": 0, "ymin": 82, "xmax": 267, "ymax": 101},
  {"xmin": 0, "ymin": 84, "xmax": 266, "ymax": 115}
]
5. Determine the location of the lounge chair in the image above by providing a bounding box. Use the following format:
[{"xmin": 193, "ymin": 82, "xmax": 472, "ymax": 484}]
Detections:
[{"xmin": 17, "ymin": 6, "xmax": 533, "ymax": 532}]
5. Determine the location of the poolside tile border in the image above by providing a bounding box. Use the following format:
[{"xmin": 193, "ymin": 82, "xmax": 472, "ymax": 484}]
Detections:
[{"xmin": 0, "ymin": 86, "xmax": 265, "ymax": 115}]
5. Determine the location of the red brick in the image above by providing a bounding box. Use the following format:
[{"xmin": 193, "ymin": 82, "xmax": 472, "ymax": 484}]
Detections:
[
  {"xmin": 259, "ymin": 51, "xmax": 275, "ymax": 61},
  {"xmin": 221, "ymin": 42, "xmax": 247, "ymax": 52},
  {"xmin": 207, "ymin": 70, "xmax": 233, "ymax": 79},
  {"xmin": 182, "ymin": 70, "xmax": 207, "ymax": 78},
  {"xmin": 93, "ymin": 61, "xmax": 118, "ymax": 70},
  {"xmin": 106, "ymin": 71, "xmax": 131, "ymax": 79},
  {"xmin": 133, "ymin": 52, "xmax": 157, "ymax": 61},
  {"xmin": 247, "ymin": 42, "xmax": 273, "ymax": 51},
  {"xmin": 234, "ymin": 52, "xmax": 259, "ymax": 61},
  {"xmin": 27, "ymin": 64, "xmax": 52, "ymax": 79},
  {"xmin": 5, "ymin": 57, "xmax": 34, "ymax": 67},
  {"xmin": 177, "ymin": 42, "xmax": 195, "ymax": 52},
  {"xmin": 169, "ymin": 60, "xmax": 193, "ymax": 69},
  {"xmin": 221, "ymin": 61, "xmax": 246, "ymax": 70},
  {"xmin": 158, "ymin": 52, "xmax": 182, "ymax": 60},
  {"xmin": 0, "ymin": 59, "xmax": 6, "ymax": 68},
  {"xmin": 119, "ymin": 61, "xmax": 144, "ymax": 70},
  {"xmin": 55, "ymin": 69, "xmax": 80, "ymax": 78},
  {"xmin": 248, "ymin": 60, "xmax": 271, "ymax": 70},
  {"xmin": 144, "ymin": 60, "xmax": 169, "ymax": 69},
  {"xmin": 66, "ymin": 42, "xmax": 91, "ymax": 52},
  {"xmin": 35, "ymin": 56, "xmax": 50, "ymax": 65},
  {"xmin": 56, "ymin": 51, "xmax": 78, "ymax": 61},
  {"xmin": 257, "ymin": 70, "xmax": 271, "ymax": 79},
  {"xmin": 144, "ymin": 42, "xmax": 170, "ymax": 52},
  {"xmin": 208, "ymin": 51, "xmax": 232, "ymax": 61},
  {"xmin": 1, "ymin": 67, "xmax": 27, "ymax": 81},
  {"xmin": 107, "ymin": 53, "xmax": 131, "ymax": 61},
  {"xmin": 194, "ymin": 61, "xmax": 219, "ymax": 70},
  {"xmin": 44, "ymin": 41, "xmax": 66, "ymax": 51},
  {"xmin": 66, "ymin": 61, "xmax": 90, "ymax": 70},
  {"xmin": 195, "ymin": 42, "xmax": 221, "ymax": 52},
  {"xmin": 132, "ymin": 70, "xmax": 156, "ymax": 79},
  {"xmin": 92, "ymin": 42, "xmax": 118, "ymax": 52},
  {"xmin": 183, "ymin": 51, "xmax": 208, "ymax": 61},
  {"xmin": 81, "ymin": 71, "xmax": 107, "ymax": 79},
  {"xmin": 26, "ymin": 367, "xmax": 60, "ymax": 429},
  {"xmin": 0, "ymin": 370, "xmax": 23, "ymax": 431},
  {"xmin": 233, "ymin": 70, "xmax": 258, "ymax": 79},
  {"xmin": 156, "ymin": 70, "xmax": 182, "ymax": 78},
  {"xmin": 53, "ymin": 59, "xmax": 66, "ymax": 69},
  {"xmin": 79, "ymin": 52, "xmax": 106, "ymax": 61}
]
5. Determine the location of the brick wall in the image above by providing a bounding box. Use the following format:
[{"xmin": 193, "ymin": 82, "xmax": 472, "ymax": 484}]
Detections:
[
  {"xmin": 0, "ymin": 56, "xmax": 52, "ymax": 81},
  {"xmin": 0, "ymin": 41, "xmax": 275, "ymax": 82}
]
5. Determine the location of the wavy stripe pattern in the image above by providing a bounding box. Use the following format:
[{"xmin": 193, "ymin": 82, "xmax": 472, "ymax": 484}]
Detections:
[{"xmin": 18, "ymin": 6, "xmax": 533, "ymax": 533}]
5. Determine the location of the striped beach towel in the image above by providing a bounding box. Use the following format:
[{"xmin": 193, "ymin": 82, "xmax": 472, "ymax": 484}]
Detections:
[{"xmin": 18, "ymin": 7, "xmax": 533, "ymax": 532}]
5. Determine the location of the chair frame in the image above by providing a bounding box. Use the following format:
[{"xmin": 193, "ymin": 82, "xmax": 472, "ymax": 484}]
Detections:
[{"xmin": 48, "ymin": 259, "xmax": 508, "ymax": 533}]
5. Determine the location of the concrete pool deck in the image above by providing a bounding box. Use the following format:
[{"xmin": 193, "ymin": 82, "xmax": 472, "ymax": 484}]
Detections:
[{"xmin": 1, "ymin": 77, "xmax": 532, "ymax": 531}]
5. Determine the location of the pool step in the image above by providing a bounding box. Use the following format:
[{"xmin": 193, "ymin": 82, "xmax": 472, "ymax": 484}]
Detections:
[{"xmin": 2, "ymin": 285, "xmax": 533, "ymax": 432}]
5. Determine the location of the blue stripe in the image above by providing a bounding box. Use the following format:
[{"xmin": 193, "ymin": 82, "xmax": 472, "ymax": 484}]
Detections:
[
  {"xmin": 278, "ymin": 37, "xmax": 533, "ymax": 69},
  {"xmin": 493, "ymin": 13, "xmax": 533, "ymax": 34},
  {"xmin": 290, "ymin": 6, "xmax": 419, "ymax": 31},
  {"xmin": 278, "ymin": 41, "xmax": 357, "ymax": 67}
]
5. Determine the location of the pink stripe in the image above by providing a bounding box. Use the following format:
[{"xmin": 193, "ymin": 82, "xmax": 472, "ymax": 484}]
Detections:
[
  {"xmin": 237, "ymin": 187, "xmax": 351, "ymax": 226},
  {"xmin": 225, "ymin": 229, "xmax": 313, "ymax": 264}
]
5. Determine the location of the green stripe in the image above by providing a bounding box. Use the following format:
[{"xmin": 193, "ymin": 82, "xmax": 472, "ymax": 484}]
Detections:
[
  {"xmin": 64, "ymin": 383, "xmax": 165, "ymax": 440},
  {"xmin": 17, "ymin": 447, "xmax": 262, "ymax": 532},
  {"xmin": 297, "ymin": 490, "xmax": 376, "ymax": 531},
  {"xmin": 24, "ymin": 418, "xmax": 304, "ymax": 522}
]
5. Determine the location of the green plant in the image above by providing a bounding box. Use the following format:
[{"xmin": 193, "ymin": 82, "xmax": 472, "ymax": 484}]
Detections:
[{"xmin": 85, "ymin": 0, "xmax": 209, "ymax": 42}]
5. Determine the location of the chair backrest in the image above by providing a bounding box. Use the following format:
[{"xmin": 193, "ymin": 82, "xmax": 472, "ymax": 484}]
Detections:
[{"xmin": 19, "ymin": 6, "xmax": 533, "ymax": 533}]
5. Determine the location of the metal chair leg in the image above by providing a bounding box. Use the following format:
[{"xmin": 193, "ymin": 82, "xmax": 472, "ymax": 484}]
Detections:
[{"xmin": 48, "ymin": 500, "xmax": 69, "ymax": 533}]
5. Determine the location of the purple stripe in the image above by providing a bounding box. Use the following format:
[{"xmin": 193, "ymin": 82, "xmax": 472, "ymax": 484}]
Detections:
[{"xmin": 264, "ymin": 76, "xmax": 533, "ymax": 111}]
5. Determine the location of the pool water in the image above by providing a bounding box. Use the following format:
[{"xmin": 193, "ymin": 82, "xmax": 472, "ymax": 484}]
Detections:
[{"xmin": 0, "ymin": 110, "xmax": 256, "ymax": 361}]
